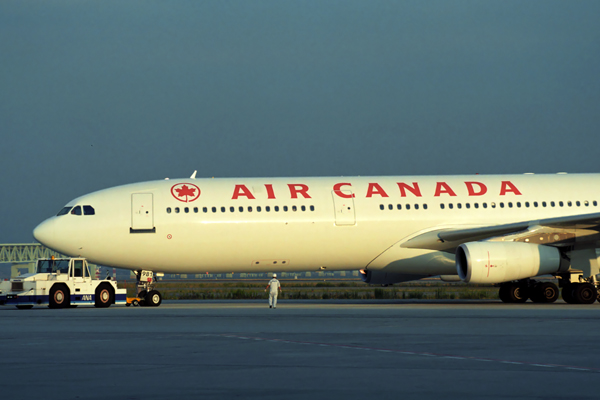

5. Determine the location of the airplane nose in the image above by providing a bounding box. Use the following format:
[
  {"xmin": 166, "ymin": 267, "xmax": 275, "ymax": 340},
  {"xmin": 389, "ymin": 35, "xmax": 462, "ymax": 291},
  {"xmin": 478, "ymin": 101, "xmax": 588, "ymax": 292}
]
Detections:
[{"xmin": 33, "ymin": 219, "xmax": 55, "ymax": 247}]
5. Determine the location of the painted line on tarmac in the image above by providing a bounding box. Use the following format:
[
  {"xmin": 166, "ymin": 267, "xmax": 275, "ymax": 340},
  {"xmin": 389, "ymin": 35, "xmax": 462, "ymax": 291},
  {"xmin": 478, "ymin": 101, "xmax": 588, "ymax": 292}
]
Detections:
[{"xmin": 214, "ymin": 333, "xmax": 600, "ymax": 374}]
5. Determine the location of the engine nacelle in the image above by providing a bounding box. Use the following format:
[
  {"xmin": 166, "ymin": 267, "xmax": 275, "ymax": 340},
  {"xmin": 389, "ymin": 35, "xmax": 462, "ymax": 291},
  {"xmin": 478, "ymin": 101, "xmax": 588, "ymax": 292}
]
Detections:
[
  {"xmin": 456, "ymin": 242, "xmax": 563, "ymax": 284},
  {"xmin": 359, "ymin": 269, "xmax": 426, "ymax": 285}
]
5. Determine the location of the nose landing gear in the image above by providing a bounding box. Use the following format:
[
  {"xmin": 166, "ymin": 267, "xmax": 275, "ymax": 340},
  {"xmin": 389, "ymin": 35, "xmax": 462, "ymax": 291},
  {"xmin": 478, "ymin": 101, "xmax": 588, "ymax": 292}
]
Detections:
[{"xmin": 129, "ymin": 270, "xmax": 163, "ymax": 307}]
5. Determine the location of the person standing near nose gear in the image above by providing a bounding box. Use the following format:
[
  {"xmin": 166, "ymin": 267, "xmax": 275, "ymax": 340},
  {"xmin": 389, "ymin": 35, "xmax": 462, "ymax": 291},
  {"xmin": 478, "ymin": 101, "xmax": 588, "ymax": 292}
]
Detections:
[{"xmin": 265, "ymin": 273, "xmax": 282, "ymax": 308}]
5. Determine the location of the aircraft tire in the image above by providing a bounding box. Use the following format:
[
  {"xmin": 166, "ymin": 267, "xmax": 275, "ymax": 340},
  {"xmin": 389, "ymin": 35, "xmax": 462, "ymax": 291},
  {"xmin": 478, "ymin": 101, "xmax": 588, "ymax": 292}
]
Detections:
[
  {"xmin": 137, "ymin": 290, "xmax": 147, "ymax": 306},
  {"xmin": 562, "ymin": 284, "xmax": 576, "ymax": 304},
  {"xmin": 49, "ymin": 284, "xmax": 71, "ymax": 309},
  {"xmin": 573, "ymin": 283, "xmax": 597, "ymax": 304},
  {"xmin": 145, "ymin": 290, "xmax": 162, "ymax": 307},
  {"xmin": 533, "ymin": 282, "xmax": 559, "ymax": 303},
  {"xmin": 95, "ymin": 284, "xmax": 114, "ymax": 308},
  {"xmin": 507, "ymin": 283, "xmax": 528, "ymax": 303},
  {"xmin": 498, "ymin": 284, "xmax": 512, "ymax": 303}
]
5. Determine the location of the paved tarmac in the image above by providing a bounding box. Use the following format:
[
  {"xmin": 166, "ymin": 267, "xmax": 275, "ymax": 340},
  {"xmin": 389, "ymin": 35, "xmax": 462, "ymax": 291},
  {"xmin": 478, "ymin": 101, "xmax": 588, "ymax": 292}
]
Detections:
[{"xmin": 1, "ymin": 300, "xmax": 600, "ymax": 400}]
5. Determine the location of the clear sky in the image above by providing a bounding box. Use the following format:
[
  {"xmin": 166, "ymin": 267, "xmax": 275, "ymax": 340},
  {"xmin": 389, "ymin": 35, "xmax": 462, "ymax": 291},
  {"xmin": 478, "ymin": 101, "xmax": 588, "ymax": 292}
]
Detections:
[{"xmin": 1, "ymin": 0, "xmax": 599, "ymax": 243}]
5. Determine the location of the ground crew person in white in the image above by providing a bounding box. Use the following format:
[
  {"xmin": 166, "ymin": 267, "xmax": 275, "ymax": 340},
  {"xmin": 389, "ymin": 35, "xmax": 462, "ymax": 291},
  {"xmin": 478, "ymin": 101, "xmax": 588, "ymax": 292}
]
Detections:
[{"xmin": 265, "ymin": 273, "xmax": 282, "ymax": 308}]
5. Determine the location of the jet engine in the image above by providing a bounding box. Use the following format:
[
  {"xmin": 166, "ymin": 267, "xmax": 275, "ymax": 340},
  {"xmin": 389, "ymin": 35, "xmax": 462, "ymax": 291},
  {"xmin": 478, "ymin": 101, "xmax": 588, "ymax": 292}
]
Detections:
[
  {"xmin": 359, "ymin": 270, "xmax": 426, "ymax": 285},
  {"xmin": 456, "ymin": 242, "xmax": 563, "ymax": 284}
]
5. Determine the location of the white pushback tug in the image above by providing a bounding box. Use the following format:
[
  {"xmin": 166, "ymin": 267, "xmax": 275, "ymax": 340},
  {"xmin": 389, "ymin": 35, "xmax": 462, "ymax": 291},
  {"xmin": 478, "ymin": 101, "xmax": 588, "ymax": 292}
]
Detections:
[{"xmin": 0, "ymin": 257, "xmax": 126, "ymax": 309}]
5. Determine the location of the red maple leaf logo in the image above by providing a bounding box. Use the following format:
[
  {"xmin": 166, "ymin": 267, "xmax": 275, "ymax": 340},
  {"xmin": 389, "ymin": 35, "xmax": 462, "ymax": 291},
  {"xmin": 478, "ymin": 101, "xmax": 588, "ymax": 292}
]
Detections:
[
  {"xmin": 175, "ymin": 185, "xmax": 196, "ymax": 198},
  {"xmin": 171, "ymin": 183, "xmax": 201, "ymax": 202}
]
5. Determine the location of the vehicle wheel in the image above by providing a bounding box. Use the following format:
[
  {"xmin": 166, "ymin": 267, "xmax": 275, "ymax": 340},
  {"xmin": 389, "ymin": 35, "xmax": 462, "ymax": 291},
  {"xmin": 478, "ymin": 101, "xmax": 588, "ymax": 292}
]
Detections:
[
  {"xmin": 16, "ymin": 305, "xmax": 33, "ymax": 310},
  {"xmin": 534, "ymin": 282, "xmax": 559, "ymax": 303},
  {"xmin": 508, "ymin": 282, "xmax": 528, "ymax": 303},
  {"xmin": 95, "ymin": 284, "xmax": 114, "ymax": 308},
  {"xmin": 49, "ymin": 284, "xmax": 71, "ymax": 309},
  {"xmin": 499, "ymin": 284, "xmax": 512, "ymax": 303},
  {"xmin": 132, "ymin": 299, "xmax": 139, "ymax": 307},
  {"xmin": 126, "ymin": 303, "xmax": 131, "ymax": 307},
  {"xmin": 573, "ymin": 283, "xmax": 597, "ymax": 304},
  {"xmin": 145, "ymin": 290, "xmax": 162, "ymax": 307},
  {"xmin": 562, "ymin": 284, "xmax": 576, "ymax": 304}
]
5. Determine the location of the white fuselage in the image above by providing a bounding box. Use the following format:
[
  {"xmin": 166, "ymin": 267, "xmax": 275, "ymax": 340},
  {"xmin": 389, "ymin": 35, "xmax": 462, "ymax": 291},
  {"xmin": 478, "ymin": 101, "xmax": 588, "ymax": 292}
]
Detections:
[{"xmin": 33, "ymin": 174, "xmax": 600, "ymax": 276}]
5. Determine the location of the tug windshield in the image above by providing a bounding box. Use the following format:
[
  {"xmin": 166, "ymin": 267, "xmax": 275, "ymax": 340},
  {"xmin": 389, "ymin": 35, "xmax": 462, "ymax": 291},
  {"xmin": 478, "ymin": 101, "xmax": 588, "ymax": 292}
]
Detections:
[{"xmin": 37, "ymin": 259, "xmax": 70, "ymax": 274}]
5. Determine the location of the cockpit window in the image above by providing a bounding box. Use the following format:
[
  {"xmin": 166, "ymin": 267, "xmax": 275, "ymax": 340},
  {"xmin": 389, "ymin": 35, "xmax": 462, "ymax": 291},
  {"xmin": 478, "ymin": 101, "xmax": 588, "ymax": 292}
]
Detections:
[
  {"xmin": 83, "ymin": 205, "xmax": 95, "ymax": 215},
  {"xmin": 71, "ymin": 206, "xmax": 82, "ymax": 215},
  {"xmin": 57, "ymin": 207, "xmax": 72, "ymax": 216}
]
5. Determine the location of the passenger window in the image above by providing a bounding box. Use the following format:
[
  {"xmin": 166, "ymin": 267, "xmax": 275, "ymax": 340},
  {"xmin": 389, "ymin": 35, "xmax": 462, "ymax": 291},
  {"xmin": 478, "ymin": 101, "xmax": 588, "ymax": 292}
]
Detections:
[
  {"xmin": 301, "ymin": 206, "xmax": 305, "ymax": 211},
  {"xmin": 550, "ymin": 201, "xmax": 555, "ymax": 207},
  {"xmin": 310, "ymin": 206, "xmax": 315, "ymax": 211},
  {"xmin": 584, "ymin": 201, "xmax": 589, "ymax": 207},
  {"xmin": 397, "ymin": 204, "xmax": 402, "ymax": 210},
  {"xmin": 491, "ymin": 202, "xmax": 496, "ymax": 208},
  {"xmin": 414, "ymin": 204, "xmax": 419, "ymax": 210},
  {"xmin": 423, "ymin": 204, "xmax": 428, "ymax": 210},
  {"xmin": 194, "ymin": 207, "xmax": 198, "ymax": 213},
  {"xmin": 457, "ymin": 203, "xmax": 462, "ymax": 209},
  {"xmin": 203, "ymin": 207, "xmax": 208, "ymax": 213},
  {"xmin": 283, "ymin": 206, "xmax": 288, "ymax": 212},
  {"xmin": 465, "ymin": 203, "xmax": 470, "ymax": 209},
  {"xmin": 449, "ymin": 204, "xmax": 454, "ymax": 209},
  {"xmin": 440, "ymin": 203, "xmax": 445, "ymax": 209},
  {"xmin": 257, "ymin": 206, "xmax": 262, "ymax": 212},
  {"xmin": 559, "ymin": 201, "xmax": 564, "ymax": 207},
  {"xmin": 71, "ymin": 206, "xmax": 82, "ymax": 215},
  {"xmin": 533, "ymin": 202, "xmax": 538, "ymax": 207},
  {"xmin": 542, "ymin": 202, "xmax": 546, "ymax": 207},
  {"xmin": 380, "ymin": 204, "xmax": 384, "ymax": 210},
  {"xmin": 406, "ymin": 204, "xmax": 411, "ymax": 210},
  {"xmin": 525, "ymin": 202, "xmax": 530, "ymax": 207},
  {"xmin": 508, "ymin": 202, "xmax": 513, "ymax": 208},
  {"xmin": 211, "ymin": 207, "xmax": 217, "ymax": 213},
  {"xmin": 483, "ymin": 203, "xmax": 487, "ymax": 208},
  {"xmin": 499, "ymin": 203, "xmax": 504, "ymax": 208},
  {"xmin": 274, "ymin": 206, "xmax": 280, "ymax": 212},
  {"xmin": 248, "ymin": 206, "xmax": 253, "ymax": 212},
  {"xmin": 175, "ymin": 207, "xmax": 180, "ymax": 214},
  {"xmin": 292, "ymin": 206, "xmax": 297, "ymax": 212},
  {"xmin": 388, "ymin": 204, "xmax": 393, "ymax": 210},
  {"xmin": 184, "ymin": 207, "xmax": 189, "ymax": 213},
  {"xmin": 167, "ymin": 207, "xmax": 172, "ymax": 214},
  {"xmin": 237, "ymin": 206, "xmax": 242, "ymax": 212},
  {"xmin": 516, "ymin": 202, "xmax": 521, "ymax": 208},
  {"xmin": 266, "ymin": 206, "xmax": 271, "ymax": 212},
  {"xmin": 230, "ymin": 206, "xmax": 235, "ymax": 212},
  {"xmin": 474, "ymin": 203, "xmax": 479, "ymax": 209},
  {"xmin": 83, "ymin": 205, "xmax": 95, "ymax": 215},
  {"xmin": 576, "ymin": 201, "xmax": 580, "ymax": 207},
  {"xmin": 221, "ymin": 207, "xmax": 226, "ymax": 213},
  {"xmin": 567, "ymin": 201, "xmax": 572, "ymax": 207},
  {"xmin": 594, "ymin": 201, "xmax": 598, "ymax": 206}
]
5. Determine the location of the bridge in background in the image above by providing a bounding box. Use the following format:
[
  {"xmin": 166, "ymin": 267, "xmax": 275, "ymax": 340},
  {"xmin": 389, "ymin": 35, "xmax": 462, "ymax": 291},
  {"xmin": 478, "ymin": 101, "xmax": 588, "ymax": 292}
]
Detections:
[{"xmin": 0, "ymin": 243, "xmax": 66, "ymax": 263}]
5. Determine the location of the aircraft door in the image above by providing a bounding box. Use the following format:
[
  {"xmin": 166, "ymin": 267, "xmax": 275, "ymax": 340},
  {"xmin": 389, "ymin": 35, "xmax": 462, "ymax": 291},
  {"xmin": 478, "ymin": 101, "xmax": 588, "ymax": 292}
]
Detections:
[
  {"xmin": 131, "ymin": 193, "xmax": 155, "ymax": 233},
  {"xmin": 332, "ymin": 191, "xmax": 356, "ymax": 226}
]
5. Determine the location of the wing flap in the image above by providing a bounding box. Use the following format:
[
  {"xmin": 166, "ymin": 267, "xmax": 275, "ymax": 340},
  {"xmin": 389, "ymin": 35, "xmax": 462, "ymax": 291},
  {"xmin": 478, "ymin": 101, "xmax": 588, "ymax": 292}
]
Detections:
[{"xmin": 402, "ymin": 212, "xmax": 600, "ymax": 253}]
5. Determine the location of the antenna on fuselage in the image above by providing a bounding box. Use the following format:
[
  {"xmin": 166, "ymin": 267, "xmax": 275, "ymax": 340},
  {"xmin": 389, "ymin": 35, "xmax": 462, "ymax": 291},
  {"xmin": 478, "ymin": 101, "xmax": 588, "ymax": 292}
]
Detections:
[{"xmin": 190, "ymin": 170, "xmax": 197, "ymax": 179}]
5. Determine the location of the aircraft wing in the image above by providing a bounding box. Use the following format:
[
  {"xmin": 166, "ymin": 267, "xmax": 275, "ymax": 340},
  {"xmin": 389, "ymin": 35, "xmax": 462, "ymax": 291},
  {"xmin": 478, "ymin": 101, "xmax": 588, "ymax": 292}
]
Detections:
[{"xmin": 401, "ymin": 212, "xmax": 600, "ymax": 253}]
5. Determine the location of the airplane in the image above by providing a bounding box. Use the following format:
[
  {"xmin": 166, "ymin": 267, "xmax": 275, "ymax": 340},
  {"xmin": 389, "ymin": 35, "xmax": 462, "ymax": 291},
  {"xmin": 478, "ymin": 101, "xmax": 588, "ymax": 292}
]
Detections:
[{"xmin": 33, "ymin": 171, "xmax": 600, "ymax": 307}]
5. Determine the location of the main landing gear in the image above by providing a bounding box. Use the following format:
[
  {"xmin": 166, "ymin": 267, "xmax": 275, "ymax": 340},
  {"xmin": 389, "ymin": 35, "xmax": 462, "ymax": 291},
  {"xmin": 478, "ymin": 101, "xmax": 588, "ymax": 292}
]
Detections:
[
  {"xmin": 132, "ymin": 270, "xmax": 163, "ymax": 307},
  {"xmin": 499, "ymin": 275, "xmax": 599, "ymax": 304}
]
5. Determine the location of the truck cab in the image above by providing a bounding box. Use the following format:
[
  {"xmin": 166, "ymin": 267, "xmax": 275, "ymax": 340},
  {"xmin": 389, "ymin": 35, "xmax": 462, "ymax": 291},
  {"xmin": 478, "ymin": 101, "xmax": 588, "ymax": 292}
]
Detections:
[{"xmin": 0, "ymin": 257, "xmax": 126, "ymax": 309}]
